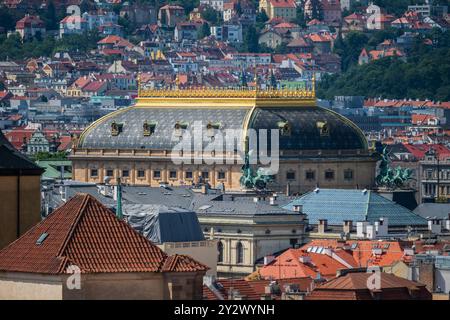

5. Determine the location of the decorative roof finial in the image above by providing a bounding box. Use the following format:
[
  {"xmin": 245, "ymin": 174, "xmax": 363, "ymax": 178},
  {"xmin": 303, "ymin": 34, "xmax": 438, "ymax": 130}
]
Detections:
[
  {"xmin": 175, "ymin": 73, "xmax": 180, "ymax": 89},
  {"xmin": 137, "ymin": 72, "xmax": 141, "ymax": 96},
  {"xmin": 312, "ymin": 73, "xmax": 316, "ymax": 97}
]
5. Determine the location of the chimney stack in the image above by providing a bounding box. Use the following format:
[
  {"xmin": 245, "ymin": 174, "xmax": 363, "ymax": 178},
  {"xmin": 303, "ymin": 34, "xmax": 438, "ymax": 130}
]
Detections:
[
  {"xmin": 286, "ymin": 183, "xmax": 290, "ymax": 196},
  {"xmin": 343, "ymin": 220, "xmax": 353, "ymax": 234},
  {"xmin": 318, "ymin": 219, "xmax": 328, "ymax": 234}
]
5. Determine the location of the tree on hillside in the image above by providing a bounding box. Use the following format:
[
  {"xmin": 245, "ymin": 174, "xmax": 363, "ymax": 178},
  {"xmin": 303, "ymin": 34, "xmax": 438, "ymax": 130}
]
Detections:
[
  {"xmin": 243, "ymin": 25, "xmax": 259, "ymax": 52},
  {"xmin": 202, "ymin": 6, "xmax": 222, "ymax": 25},
  {"xmin": 198, "ymin": 22, "xmax": 210, "ymax": 39}
]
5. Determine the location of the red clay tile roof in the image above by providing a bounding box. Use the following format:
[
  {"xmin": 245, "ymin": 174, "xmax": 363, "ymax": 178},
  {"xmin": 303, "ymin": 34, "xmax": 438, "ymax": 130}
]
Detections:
[
  {"xmin": 0, "ymin": 194, "xmax": 208, "ymax": 274},
  {"xmin": 203, "ymin": 277, "xmax": 314, "ymax": 300},
  {"xmin": 307, "ymin": 272, "xmax": 432, "ymax": 300},
  {"xmin": 203, "ymin": 279, "xmax": 260, "ymax": 300}
]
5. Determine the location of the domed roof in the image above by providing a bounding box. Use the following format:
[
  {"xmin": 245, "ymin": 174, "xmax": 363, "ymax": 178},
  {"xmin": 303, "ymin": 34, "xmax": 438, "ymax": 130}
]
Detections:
[
  {"xmin": 249, "ymin": 107, "xmax": 367, "ymax": 151},
  {"xmin": 78, "ymin": 105, "xmax": 367, "ymax": 153},
  {"xmin": 77, "ymin": 88, "xmax": 367, "ymax": 154}
]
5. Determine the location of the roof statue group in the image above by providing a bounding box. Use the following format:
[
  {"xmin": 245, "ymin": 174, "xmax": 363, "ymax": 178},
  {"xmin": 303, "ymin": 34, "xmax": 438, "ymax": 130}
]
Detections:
[
  {"xmin": 376, "ymin": 145, "xmax": 412, "ymax": 189},
  {"xmin": 240, "ymin": 153, "xmax": 274, "ymax": 190}
]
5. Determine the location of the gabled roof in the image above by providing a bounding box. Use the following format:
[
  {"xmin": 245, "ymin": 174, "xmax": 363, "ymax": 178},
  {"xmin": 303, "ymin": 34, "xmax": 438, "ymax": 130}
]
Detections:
[
  {"xmin": 0, "ymin": 129, "xmax": 43, "ymax": 175},
  {"xmin": 0, "ymin": 194, "xmax": 208, "ymax": 274},
  {"xmin": 283, "ymin": 189, "xmax": 427, "ymax": 226},
  {"xmin": 307, "ymin": 272, "xmax": 431, "ymax": 300}
]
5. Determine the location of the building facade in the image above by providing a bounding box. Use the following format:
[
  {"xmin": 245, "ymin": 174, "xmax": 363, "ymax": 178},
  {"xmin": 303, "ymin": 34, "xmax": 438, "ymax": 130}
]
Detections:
[
  {"xmin": 0, "ymin": 129, "xmax": 43, "ymax": 249},
  {"xmin": 70, "ymin": 85, "xmax": 378, "ymax": 194}
]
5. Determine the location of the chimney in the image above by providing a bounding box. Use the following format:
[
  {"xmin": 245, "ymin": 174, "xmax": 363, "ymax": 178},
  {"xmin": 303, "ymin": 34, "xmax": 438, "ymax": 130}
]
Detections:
[
  {"xmin": 286, "ymin": 183, "xmax": 290, "ymax": 196},
  {"xmin": 269, "ymin": 197, "xmax": 276, "ymax": 205},
  {"xmin": 201, "ymin": 184, "xmax": 208, "ymax": 194},
  {"xmin": 343, "ymin": 220, "xmax": 353, "ymax": 234},
  {"xmin": 318, "ymin": 219, "xmax": 328, "ymax": 234}
]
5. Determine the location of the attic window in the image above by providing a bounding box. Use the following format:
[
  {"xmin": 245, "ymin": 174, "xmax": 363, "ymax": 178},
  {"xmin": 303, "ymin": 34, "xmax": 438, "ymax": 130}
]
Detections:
[
  {"xmin": 206, "ymin": 121, "xmax": 221, "ymax": 137},
  {"xmin": 143, "ymin": 121, "xmax": 157, "ymax": 136},
  {"xmin": 316, "ymin": 121, "xmax": 330, "ymax": 136},
  {"xmin": 277, "ymin": 121, "xmax": 291, "ymax": 136},
  {"xmin": 36, "ymin": 232, "xmax": 48, "ymax": 245},
  {"xmin": 174, "ymin": 121, "xmax": 188, "ymax": 137},
  {"xmin": 111, "ymin": 121, "xmax": 123, "ymax": 136}
]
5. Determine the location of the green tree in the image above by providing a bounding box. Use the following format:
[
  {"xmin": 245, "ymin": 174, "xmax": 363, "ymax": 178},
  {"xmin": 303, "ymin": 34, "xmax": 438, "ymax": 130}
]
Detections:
[
  {"xmin": 43, "ymin": 1, "xmax": 58, "ymax": 30},
  {"xmin": 243, "ymin": 25, "xmax": 259, "ymax": 52},
  {"xmin": 202, "ymin": 7, "xmax": 222, "ymax": 25},
  {"xmin": 197, "ymin": 22, "xmax": 210, "ymax": 39}
]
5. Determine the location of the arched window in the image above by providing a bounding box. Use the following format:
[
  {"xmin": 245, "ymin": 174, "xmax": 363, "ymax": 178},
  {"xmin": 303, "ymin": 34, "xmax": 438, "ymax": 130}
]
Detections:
[
  {"xmin": 217, "ymin": 241, "xmax": 224, "ymax": 263},
  {"xmin": 236, "ymin": 242, "xmax": 244, "ymax": 264}
]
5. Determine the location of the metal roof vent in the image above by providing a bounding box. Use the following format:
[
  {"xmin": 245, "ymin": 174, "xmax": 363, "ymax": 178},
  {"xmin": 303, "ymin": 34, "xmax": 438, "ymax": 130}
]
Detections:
[{"xmin": 314, "ymin": 187, "xmax": 320, "ymax": 193}]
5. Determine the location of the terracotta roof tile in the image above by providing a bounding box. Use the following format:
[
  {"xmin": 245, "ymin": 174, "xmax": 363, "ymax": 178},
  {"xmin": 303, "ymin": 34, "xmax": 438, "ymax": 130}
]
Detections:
[{"xmin": 0, "ymin": 194, "xmax": 208, "ymax": 274}]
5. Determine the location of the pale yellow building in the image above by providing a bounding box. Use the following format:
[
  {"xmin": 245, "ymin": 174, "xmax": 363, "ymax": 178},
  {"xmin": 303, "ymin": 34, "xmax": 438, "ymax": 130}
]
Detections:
[
  {"xmin": 70, "ymin": 84, "xmax": 378, "ymax": 194},
  {"xmin": 260, "ymin": 0, "xmax": 297, "ymax": 21}
]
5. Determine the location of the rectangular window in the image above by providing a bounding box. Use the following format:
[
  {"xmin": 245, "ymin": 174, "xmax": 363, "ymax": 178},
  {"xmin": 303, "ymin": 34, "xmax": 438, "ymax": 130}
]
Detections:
[
  {"xmin": 106, "ymin": 169, "xmax": 114, "ymax": 177},
  {"xmin": 153, "ymin": 170, "xmax": 161, "ymax": 179},
  {"xmin": 344, "ymin": 170, "xmax": 353, "ymax": 180},
  {"xmin": 286, "ymin": 171, "xmax": 296, "ymax": 180},
  {"xmin": 122, "ymin": 169, "xmax": 129, "ymax": 178},
  {"xmin": 137, "ymin": 170, "xmax": 145, "ymax": 178},
  {"xmin": 90, "ymin": 169, "xmax": 98, "ymax": 177},
  {"xmin": 169, "ymin": 170, "xmax": 177, "ymax": 179},
  {"xmin": 201, "ymin": 171, "xmax": 209, "ymax": 179},
  {"xmin": 325, "ymin": 170, "xmax": 334, "ymax": 180},
  {"xmin": 185, "ymin": 171, "xmax": 193, "ymax": 179},
  {"xmin": 218, "ymin": 171, "xmax": 226, "ymax": 180},
  {"xmin": 306, "ymin": 171, "xmax": 315, "ymax": 180}
]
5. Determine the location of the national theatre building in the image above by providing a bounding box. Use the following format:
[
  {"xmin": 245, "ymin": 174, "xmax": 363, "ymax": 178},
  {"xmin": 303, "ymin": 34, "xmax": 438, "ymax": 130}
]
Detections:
[{"xmin": 71, "ymin": 84, "xmax": 378, "ymax": 193}]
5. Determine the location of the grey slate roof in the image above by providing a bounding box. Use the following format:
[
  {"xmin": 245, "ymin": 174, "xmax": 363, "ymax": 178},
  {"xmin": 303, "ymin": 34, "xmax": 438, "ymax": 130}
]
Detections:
[
  {"xmin": 78, "ymin": 105, "xmax": 368, "ymax": 152},
  {"xmin": 283, "ymin": 189, "xmax": 427, "ymax": 226},
  {"xmin": 249, "ymin": 106, "xmax": 367, "ymax": 150},
  {"xmin": 414, "ymin": 203, "xmax": 450, "ymax": 220},
  {"xmin": 79, "ymin": 107, "xmax": 251, "ymax": 150},
  {"xmin": 192, "ymin": 193, "xmax": 302, "ymax": 217}
]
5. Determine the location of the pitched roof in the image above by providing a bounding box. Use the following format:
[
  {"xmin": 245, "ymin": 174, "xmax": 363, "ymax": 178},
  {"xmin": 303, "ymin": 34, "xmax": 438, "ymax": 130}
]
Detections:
[
  {"xmin": 0, "ymin": 194, "xmax": 208, "ymax": 274},
  {"xmin": 300, "ymin": 239, "xmax": 407, "ymax": 268},
  {"xmin": 0, "ymin": 129, "xmax": 43, "ymax": 175},
  {"xmin": 283, "ymin": 189, "xmax": 427, "ymax": 226},
  {"xmin": 307, "ymin": 272, "xmax": 432, "ymax": 300},
  {"xmin": 203, "ymin": 277, "xmax": 314, "ymax": 300},
  {"xmin": 269, "ymin": 0, "xmax": 296, "ymax": 8}
]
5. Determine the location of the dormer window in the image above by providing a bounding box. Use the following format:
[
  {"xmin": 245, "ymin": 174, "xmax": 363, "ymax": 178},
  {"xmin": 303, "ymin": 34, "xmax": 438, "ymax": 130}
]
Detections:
[
  {"xmin": 316, "ymin": 121, "xmax": 329, "ymax": 136},
  {"xmin": 277, "ymin": 121, "xmax": 291, "ymax": 136},
  {"xmin": 143, "ymin": 121, "xmax": 156, "ymax": 136},
  {"xmin": 206, "ymin": 121, "xmax": 221, "ymax": 137},
  {"xmin": 111, "ymin": 121, "xmax": 123, "ymax": 136},
  {"xmin": 174, "ymin": 121, "xmax": 188, "ymax": 137}
]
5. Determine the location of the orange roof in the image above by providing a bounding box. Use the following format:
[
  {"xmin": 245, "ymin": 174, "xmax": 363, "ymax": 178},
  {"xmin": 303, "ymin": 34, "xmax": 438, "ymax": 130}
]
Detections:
[
  {"xmin": 258, "ymin": 247, "xmax": 357, "ymax": 280},
  {"xmin": 307, "ymin": 272, "xmax": 432, "ymax": 300},
  {"xmin": 97, "ymin": 35, "xmax": 134, "ymax": 49},
  {"xmin": 300, "ymin": 239, "xmax": 407, "ymax": 268},
  {"xmin": 0, "ymin": 194, "xmax": 208, "ymax": 274},
  {"xmin": 203, "ymin": 277, "xmax": 314, "ymax": 300},
  {"xmin": 269, "ymin": 0, "xmax": 296, "ymax": 8}
]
